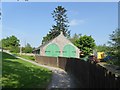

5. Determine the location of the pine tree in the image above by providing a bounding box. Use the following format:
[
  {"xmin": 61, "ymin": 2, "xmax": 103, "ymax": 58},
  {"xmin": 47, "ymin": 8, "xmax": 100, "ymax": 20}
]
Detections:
[{"xmin": 42, "ymin": 6, "xmax": 70, "ymax": 44}]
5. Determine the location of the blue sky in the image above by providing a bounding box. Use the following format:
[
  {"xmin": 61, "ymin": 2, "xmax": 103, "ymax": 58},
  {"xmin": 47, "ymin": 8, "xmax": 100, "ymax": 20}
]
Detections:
[{"xmin": 2, "ymin": 2, "xmax": 118, "ymax": 47}]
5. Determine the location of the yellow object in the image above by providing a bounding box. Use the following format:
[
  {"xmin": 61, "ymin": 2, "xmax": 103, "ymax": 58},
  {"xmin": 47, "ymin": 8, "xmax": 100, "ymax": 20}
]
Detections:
[{"xmin": 97, "ymin": 52, "xmax": 105, "ymax": 60}]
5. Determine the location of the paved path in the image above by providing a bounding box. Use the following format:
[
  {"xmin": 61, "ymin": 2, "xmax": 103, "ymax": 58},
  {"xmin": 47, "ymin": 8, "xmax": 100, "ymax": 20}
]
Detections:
[
  {"xmin": 17, "ymin": 56, "xmax": 77, "ymax": 88},
  {"xmin": 4, "ymin": 51, "xmax": 77, "ymax": 88},
  {"xmin": 47, "ymin": 68, "xmax": 76, "ymax": 89}
]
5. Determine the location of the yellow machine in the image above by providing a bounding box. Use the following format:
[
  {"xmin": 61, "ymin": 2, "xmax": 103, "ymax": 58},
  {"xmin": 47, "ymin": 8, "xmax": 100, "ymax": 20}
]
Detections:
[{"xmin": 97, "ymin": 52, "xmax": 105, "ymax": 60}]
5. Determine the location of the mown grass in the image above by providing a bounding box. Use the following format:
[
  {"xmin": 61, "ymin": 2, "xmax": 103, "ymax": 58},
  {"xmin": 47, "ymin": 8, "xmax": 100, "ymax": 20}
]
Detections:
[
  {"xmin": 11, "ymin": 52, "xmax": 35, "ymax": 61},
  {"xmin": 16, "ymin": 54, "xmax": 35, "ymax": 61},
  {"xmin": 1, "ymin": 52, "xmax": 52, "ymax": 88}
]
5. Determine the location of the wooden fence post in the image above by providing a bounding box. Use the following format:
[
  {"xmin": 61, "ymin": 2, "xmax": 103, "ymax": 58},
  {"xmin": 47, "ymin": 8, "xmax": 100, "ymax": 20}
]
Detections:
[{"xmin": 57, "ymin": 57, "xmax": 59, "ymax": 67}]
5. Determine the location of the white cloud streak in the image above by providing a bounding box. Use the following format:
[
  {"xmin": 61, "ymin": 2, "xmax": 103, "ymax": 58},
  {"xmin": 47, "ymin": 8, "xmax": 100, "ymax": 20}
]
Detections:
[{"xmin": 69, "ymin": 19, "xmax": 85, "ymax": 26}]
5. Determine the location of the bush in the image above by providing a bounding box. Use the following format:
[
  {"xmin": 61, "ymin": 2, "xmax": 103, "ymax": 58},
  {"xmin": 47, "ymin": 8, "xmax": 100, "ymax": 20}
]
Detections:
[{"xmin": 10, "ymin": 46, "xmax": 20, "ymax": 53}]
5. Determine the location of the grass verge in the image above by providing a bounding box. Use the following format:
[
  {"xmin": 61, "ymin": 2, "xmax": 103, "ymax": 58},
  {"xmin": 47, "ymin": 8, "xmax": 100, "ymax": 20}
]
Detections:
[
  {"xmin": 16, "ymin": 54, "xmax": 35, "ymax": 61},
  {"xmin": 1, "ymin": 52, "xmax": 52, "ymax": 88}
]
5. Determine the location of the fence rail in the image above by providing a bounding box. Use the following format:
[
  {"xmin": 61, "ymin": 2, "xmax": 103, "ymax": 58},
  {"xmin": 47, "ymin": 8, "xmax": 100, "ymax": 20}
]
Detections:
[{"xmin": 35, "ymin": 55, "xmax": 120, "ymax": 88}]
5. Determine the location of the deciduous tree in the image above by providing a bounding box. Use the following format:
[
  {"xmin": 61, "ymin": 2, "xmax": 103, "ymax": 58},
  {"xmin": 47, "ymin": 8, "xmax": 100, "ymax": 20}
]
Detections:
[
  {"xmin": 69, "ymin": 33, "xmax": 81, "ymax": 43},
  {"xmin": 74, "ymin": 35, "xmax": 96, "ymax": 56},
  {"xmin": 1, "ymin": 35, "xmax": 20, "ymax": 53},
  {"xmin": 23, "ymin": 43, "xmax": 33, "ymax": 53}
]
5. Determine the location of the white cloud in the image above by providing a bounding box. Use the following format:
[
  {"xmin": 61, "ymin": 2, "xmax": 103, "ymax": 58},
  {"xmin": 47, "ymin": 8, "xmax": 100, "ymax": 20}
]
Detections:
[
  {"xmin": 69, "ymin": 10, "xmax": 79, "ymax": 15},
  {"xmin": 69, "ymin": 19, "xmax": 85, "ymax": 26}
]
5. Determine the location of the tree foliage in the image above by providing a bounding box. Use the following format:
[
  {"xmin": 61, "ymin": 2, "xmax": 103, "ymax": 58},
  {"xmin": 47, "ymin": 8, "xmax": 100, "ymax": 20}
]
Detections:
[
  {"xmin": 9, "ymin": 46, "xmax": 20, "ymax": 53},
  {"xmin": 2, "ymin": 35, "xmax": 20, "ymax": 48},
  {"xmin": 108, "ymin": 29, "xmax": 120, "ymax": 60},
  {"xmin": 23, "ymin": 43, "xmax": 33, "ymax": 53},
  {"xmin": 74, "ymin": 35, "xmax": 96, "ymax": 56},
  {"xmin": 1, "ymin": 35, "xmax": 20, "ymax": 53},
  {"xmin": 42, "ymin": 6, "xmax": 70, "ymax": 44},
  {"xmin": 96, "ymin": 44, "xmax": 110, "ymax": 52},
  {"xmin": 69, "ymin": 33, "xmax": 81, "ymax": 44}
]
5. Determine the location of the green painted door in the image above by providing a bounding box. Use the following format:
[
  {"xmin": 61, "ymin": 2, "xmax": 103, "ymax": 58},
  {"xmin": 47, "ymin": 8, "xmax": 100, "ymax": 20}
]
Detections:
[
  {"xmin": 45, "ymin": 43, "xmax": 60, "ymax": 57},
  {"xmin": 63, "ymin": 44, "xmax": 76, "ymax": 58}
]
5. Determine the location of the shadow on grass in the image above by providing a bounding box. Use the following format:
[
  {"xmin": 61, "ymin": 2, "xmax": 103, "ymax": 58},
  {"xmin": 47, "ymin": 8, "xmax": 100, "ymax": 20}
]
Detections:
[
  {"xmin": 2, "ymin": 52, "xmax": 52, "ymax": 88},
  {"xmin": 1, "ymin": 52, "xmax": 17, "ymax": 60}
]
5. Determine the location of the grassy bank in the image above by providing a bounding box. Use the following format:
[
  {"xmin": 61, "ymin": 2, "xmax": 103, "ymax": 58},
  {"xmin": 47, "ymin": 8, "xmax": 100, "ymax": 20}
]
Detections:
[
  {"xmin": 1, "ymin": 52, "xmax": 52, "ymax": 88},
  {"xmin": 16, "ymin": 54, "xmax": 35, "ymax": 61}
]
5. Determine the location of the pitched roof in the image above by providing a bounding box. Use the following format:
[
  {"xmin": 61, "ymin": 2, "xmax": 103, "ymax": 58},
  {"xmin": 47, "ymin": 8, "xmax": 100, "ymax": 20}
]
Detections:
[
  {"xmin": 33, "ymin": 32, "xmax": 80, "ymax": 51},
  {"xmin": 39, "ymin": 31, "xmax": 64, "ymax": 48},
  {"xmin": 33, "ymin": 34, "xmax": 58, "ymax": 51}
]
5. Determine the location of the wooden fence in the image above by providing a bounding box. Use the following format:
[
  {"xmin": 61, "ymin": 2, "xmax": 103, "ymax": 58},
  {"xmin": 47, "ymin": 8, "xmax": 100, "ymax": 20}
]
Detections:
[{"xmin": 35, "ymin": 55, "xmax": 120, "ymax": 88}]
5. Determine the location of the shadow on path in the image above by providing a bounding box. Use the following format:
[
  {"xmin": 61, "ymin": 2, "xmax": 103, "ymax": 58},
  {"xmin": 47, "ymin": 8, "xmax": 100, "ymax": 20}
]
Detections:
[{"xmin": 47, "ymin": 69, "xmax": 78, "ymax": 89}]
